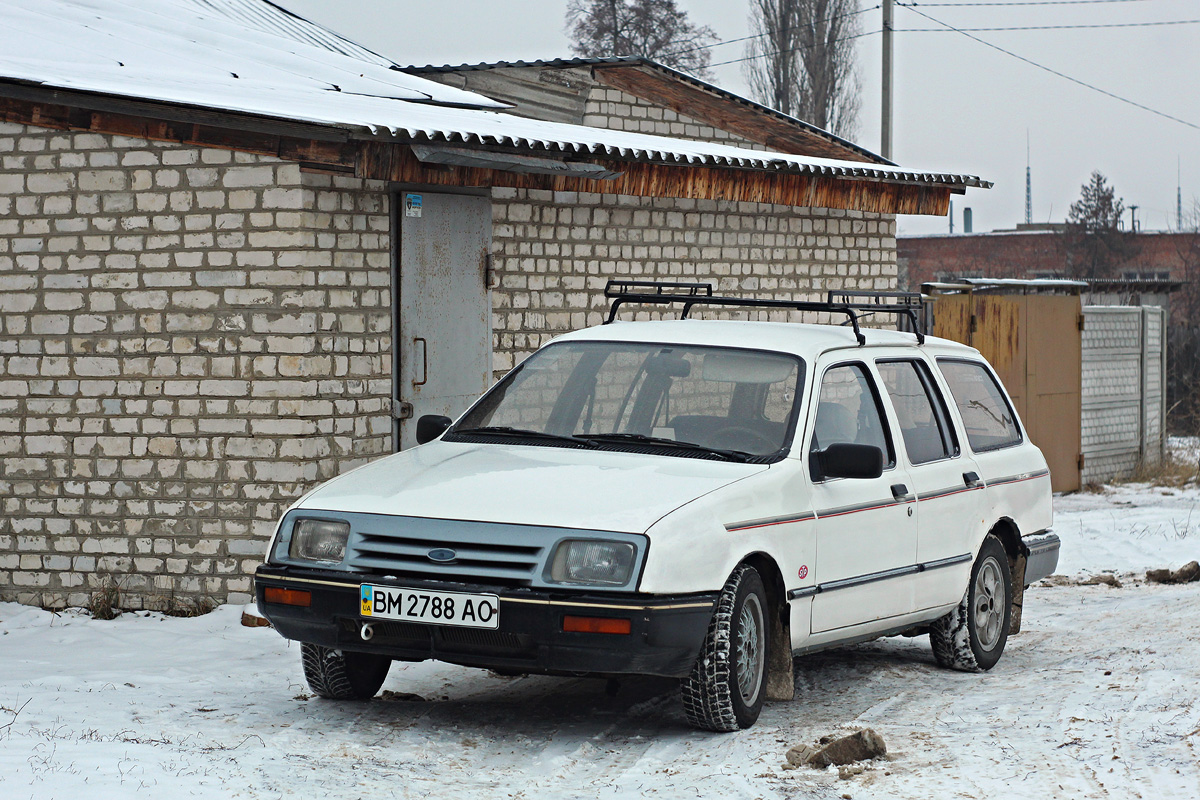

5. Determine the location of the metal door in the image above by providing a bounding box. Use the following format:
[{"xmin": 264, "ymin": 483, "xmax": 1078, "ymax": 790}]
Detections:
[
  {"xmin": 395, "ymin": 191, "xmax": 492, "ymax": 450},
  {"xmin": 932, "ymin": 292, "xmax": 1082, "ymax": 492}
]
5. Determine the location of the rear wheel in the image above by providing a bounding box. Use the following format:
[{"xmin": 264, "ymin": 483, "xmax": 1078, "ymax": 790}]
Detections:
[
  {"xmin": 929, "ymin": 535, "xmax": 1012, "ymax": 671},
  {"xmin": 301, "ymin": 643, "xmax": 391, "ymax": 700},
  {"xmin": 681, "ymin": 564, "xmax": 769, "ymax": 731}
]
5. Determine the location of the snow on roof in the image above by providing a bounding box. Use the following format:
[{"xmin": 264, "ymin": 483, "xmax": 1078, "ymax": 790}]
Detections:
[
  {"xmin": 0, "ymin": 0, "xmax": 507, "ymax": 109},
  {"xmin": 0, "ymin": 0, "xmax": 988, "ymax": 190}
]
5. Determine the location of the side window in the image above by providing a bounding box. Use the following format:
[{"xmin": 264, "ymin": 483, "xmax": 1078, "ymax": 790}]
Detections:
[
  {"xmin": 876, "ymin": 360, "xmax": 958, "ymax": 465},
  {"xmin": 937, "ymin": 359, "xmax": 1022, "ymax": 452},
  {"xmin": 809, "ymin": 363, "xmax": 893, "ymax": 474}
]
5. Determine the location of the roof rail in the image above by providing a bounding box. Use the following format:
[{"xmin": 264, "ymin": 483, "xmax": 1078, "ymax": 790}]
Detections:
[{"xmin": 603, "ymin": 279, "xmax": 926, "ymax": 346}]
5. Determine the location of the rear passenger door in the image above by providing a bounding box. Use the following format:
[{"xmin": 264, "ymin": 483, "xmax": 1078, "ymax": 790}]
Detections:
[
  {"xmin": 808, "ymin": 361, "xmax": 918, "ymax": 633},
  {"xmin": 876, "ymin": 358, "xmax": 984, "ymax": 611},
  {"xmin": 936, "ymin": 357, "xmax": 1051, "ymax": 567}
]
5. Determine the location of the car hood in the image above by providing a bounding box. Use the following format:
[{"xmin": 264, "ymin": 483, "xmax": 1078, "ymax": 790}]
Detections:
[{"xmin": 297, "ymin": 440, "xmax": 768, "ymax": 533}]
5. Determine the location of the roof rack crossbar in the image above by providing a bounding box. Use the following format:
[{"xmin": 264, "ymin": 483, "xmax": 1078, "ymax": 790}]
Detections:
[{"xmin": 603, "ymin": 280, "xmax": 927, "ymax": 345}]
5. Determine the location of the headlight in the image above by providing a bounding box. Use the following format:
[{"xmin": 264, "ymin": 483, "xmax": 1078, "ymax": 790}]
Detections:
[
  {"xmin": 548, "ymin": 540, "xmax": 637, "ymax": 586},
  {"xmin": 289, "ymin": 518, "xmax": 350, "ymax": 564}
]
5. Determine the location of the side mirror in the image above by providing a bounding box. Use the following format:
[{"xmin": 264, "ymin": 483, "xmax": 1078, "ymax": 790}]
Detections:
[
  {"xmin": 415, "ymin": 414, "xmax": 453, "ymax": 445},
  {"xmin": 819, "ymin": 443, "xmax": 884, "ymax": 480}
]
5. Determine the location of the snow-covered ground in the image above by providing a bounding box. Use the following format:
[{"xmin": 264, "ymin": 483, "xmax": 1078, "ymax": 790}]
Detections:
[{"xmin": 2, "ymin": 485, "xmax": 1197, "ymax": 800}]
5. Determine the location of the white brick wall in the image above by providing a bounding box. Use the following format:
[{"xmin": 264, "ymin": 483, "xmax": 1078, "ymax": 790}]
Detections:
[
  {"xmin": 0, "ymin": 122, "xmax": 391, "ymax": 609},
  {"xmin": 582, "ymin": 88, "xmax": 774, "ymax": 151},
  {"xmin": 3, "ymin": 117, "xmax": 903, "ymax": 610},
  {"xmin": 488, "ymin": 188, "xmax": 897, "ymax": 376}
]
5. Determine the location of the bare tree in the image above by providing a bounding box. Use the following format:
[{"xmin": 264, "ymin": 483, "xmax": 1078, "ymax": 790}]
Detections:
[
  {"xmin": 744, "ymin": 0, "xmax": 861, "ymax": 138},
  {"xmin": 1166, "ymin": 200, "xmax": 1200, "ymax": 433},
  {"xmin": 566, "ymin": 0, "xmax": 718, "ymax": 78}
]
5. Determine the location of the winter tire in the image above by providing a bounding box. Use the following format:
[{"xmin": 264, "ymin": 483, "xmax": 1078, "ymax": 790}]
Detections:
[
  {"xmin": 681, "ymin": 564, "xmax": 769, "ymax": 732},
  {"xmin": 301, "ymin": 642, "xmax": 391, "ymax": 700},
  {"xmin": 929, "ymin": 535, "xmax": 1012, "ymax": 671}
]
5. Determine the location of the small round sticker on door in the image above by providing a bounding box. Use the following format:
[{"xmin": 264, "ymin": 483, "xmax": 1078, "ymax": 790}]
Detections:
[{"xmin": 798, "ymin": 565, "xmax": 809, "ymax": 579}]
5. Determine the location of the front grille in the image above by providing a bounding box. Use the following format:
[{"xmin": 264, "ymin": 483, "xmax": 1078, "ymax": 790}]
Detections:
[
  {"xmin": 306, "ymin": 510, "xmax": 645, "ymax": 593},
  {"xmin": 437, "ymin": 626, "xmax": 530, "ymax": 653},
  {"xmin": 351, "ymin": 534, "xmax": 543, "ymax": 585},
  {"xmin": 346, "ymin": 518, "xmax": 550, "ymax": 587}
]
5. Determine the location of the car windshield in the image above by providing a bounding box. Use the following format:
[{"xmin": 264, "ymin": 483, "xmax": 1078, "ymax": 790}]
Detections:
[{"xmin": 453, "ymin": 342, "xmax": 804, "ymax": 458}]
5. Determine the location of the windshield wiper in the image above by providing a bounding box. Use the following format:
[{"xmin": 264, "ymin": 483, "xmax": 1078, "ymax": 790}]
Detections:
[
  {"xmin": 581, "ymin": 432, "xmax": 755, "ymax": 462},
  {"xmin": 453, "ymin": 426, "xmax": 595, "ymax": 447}
]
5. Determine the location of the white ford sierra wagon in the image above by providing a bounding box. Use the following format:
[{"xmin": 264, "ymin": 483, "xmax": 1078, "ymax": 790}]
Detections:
[{"xmin": 257, "ymin": 282, "xmax": 1059, "ymax": 731}]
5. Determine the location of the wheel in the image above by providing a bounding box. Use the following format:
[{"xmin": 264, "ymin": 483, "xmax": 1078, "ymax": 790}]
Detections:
[
  {"xmin": 300, "ymin": 643, "xmax": 391, "ymax": 700},
  {"xmin": 681, "ymin": 564, "xmax": 769, "ymax": 732},
  {"xmin": 929, "ymin": 535, "xmax": 1012, "ymax": 671}
]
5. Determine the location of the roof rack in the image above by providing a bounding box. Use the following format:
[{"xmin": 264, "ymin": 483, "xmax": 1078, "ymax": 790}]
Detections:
[{"xmin": 603, "ymin": 280, "xmax": 926, "ymax": 345}]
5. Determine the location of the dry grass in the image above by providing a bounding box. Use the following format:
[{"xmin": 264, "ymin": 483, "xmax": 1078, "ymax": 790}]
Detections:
[
  {"xmin": 84, "ymin": 580, "xmax": 215, "ymax": 619},
  {"xmin": 1122, "ymin": 456, "xmax": 1200, "ymax": 488},
  {"xmin": 86, "ymin": 583, "xmax": 121, "ymax": 620},
  {"xmin": 148, "ymin": 593, "xmax": 217, "ymax": 618}
]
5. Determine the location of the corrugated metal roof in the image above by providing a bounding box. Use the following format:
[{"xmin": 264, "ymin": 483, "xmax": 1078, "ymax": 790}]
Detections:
[
  {"xmin": 0, "ymin": 0, "xmax": 506, "ymax": 109},
  {"xmin": 0, "ymin": 1, "xmax": 990, "ymax": 192},
  {"xmin": 182, "ymin": 0, "xmax": 391, "ymax": 64},
  {"xmin": 379, "ymin": 106, "xmax": 990, "ymax": 188},
  {"xmin": 405, "ymin": 56, "xmax": 892, "ymax": 166}
]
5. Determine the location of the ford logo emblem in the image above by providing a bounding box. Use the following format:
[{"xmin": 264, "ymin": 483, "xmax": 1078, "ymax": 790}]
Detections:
[{"xmin": 427, "ymin": 548, "xmax": 456, "ymax": 563}]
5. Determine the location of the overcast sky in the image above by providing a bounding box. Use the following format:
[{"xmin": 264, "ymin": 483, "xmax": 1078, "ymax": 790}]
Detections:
[{"xmin": 276, "ymin": 0, "xmax": 1200, "ymax": 237}]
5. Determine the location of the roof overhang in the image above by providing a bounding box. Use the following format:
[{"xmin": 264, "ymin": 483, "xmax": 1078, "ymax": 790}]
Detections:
[{"xmin": 0, "ymin": 81, "xmax": 978, "ymax": 216}]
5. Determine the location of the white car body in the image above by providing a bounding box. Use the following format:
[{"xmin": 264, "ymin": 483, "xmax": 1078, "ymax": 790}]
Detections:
[{"xmin": 258, "ymin": 314, "xmax": 1057, "ymax": 729}]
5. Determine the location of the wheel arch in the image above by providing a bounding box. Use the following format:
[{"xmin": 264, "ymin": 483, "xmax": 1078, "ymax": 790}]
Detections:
[
  {"xmin": 986, "ymin": 516, "xmax": 1028, "ymax": 635},
  {"xmin": 737, "ymin": 551, "xmax": 794, "ymax": 702},
  {"xmin": 988, "ymin": 516, "xmax": 1027, "ymax": 561}
]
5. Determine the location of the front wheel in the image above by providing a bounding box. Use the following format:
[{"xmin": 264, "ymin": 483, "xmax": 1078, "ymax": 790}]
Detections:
[
  {"xmin": 300, "ymin": 643, "xmax": 391, "ymax": 700},
  {"xmin": 681, "ymin": 564, "xmax": 769, "ymax": 732},
  {"xmin": 929, "ymin": 535, "xmax": 1012, "ymax": 671}
]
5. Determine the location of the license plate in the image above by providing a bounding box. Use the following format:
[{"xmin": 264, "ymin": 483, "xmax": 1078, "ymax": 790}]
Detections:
[{"xmin": 359, "ymin": 585, "xmax": 500, "ymax": 629}]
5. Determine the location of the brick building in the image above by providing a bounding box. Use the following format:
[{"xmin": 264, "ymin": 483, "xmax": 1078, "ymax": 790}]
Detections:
[
  {"xmin": 899, "ymin": 225, "xmax": 1199, "ymax": 297},
  {"xmin": 0, "ymin": 0, "xmax": 985, "ymax": 609}
]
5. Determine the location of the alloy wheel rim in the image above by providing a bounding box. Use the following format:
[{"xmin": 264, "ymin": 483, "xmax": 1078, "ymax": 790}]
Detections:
[
  {"xmin": 735, "ymin": 593, "xmax": 765, "ymax": 705},
  {"xmin": 973, "ymin": 557, "xmax": 1005, "ymax": 651}
]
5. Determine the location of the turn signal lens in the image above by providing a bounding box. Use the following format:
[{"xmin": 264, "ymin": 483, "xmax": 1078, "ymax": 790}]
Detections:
[
  {"xmin": 562, "ymin": 615, "xmax": 631, "ymax": 635},
  {"xmin": 264, "ymin": 587, "xmax": 311, "ymax": 607}
]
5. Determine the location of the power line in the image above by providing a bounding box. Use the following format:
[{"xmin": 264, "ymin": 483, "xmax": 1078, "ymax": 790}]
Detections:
[
  {"xmin": 900, "ymin": 0, "xmax": 1157, "ymax": 6},
  {"xmin": 664, "ymin": 5, "xmax": 879, "ymax": 59},
  {"xmin": 670, "ymin": 0, "xmax": 1177, "ymax": 61},
  {"xmin": 707, "ymin": 29, "xmax": 883, "ymax": 69},
  {"xmin": 899, "ymin": 4, "xmax": 1200, "ymax": 131},
  {"xmin": 896, "ymin": 18, "xmax": 1200, "ymax": 30}
]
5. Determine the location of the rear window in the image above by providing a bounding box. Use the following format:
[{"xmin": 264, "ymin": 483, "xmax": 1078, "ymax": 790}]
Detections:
[{"xmin": 936, "ymin": 359, "xmax": 1022, "ymax": 452}]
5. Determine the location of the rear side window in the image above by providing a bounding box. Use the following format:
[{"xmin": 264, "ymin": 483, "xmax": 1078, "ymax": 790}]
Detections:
[
  {"xmin": 937, "ymin": 359, "xmax": 1022, "ymax": 452},
  {"xmin": 876, "ymin": 360, "xmax": 958, "ymax": 464}
]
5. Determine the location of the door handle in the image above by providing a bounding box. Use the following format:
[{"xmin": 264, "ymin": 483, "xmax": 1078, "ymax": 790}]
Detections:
[
  {"xmin": 413, "ymin": 337, "xmax": 428, "ymax": 387},
  {"xmin": 890, "ymin": 483, "xmax": 913, "ymax": 502},
  {"xmin": 963, "ymin": 471, "xmax": 982, "ymax": 488}
]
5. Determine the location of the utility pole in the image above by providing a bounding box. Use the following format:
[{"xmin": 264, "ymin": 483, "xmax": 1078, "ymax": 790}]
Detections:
[{"xmin": 881, "ymin": 0, "xmax": 894, "ymax": 160}]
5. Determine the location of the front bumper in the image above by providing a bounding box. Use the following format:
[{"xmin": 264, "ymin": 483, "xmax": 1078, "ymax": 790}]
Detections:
[{"xmin": 255, "ymin": 565, "xmax": 717, "ymax": 679}]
